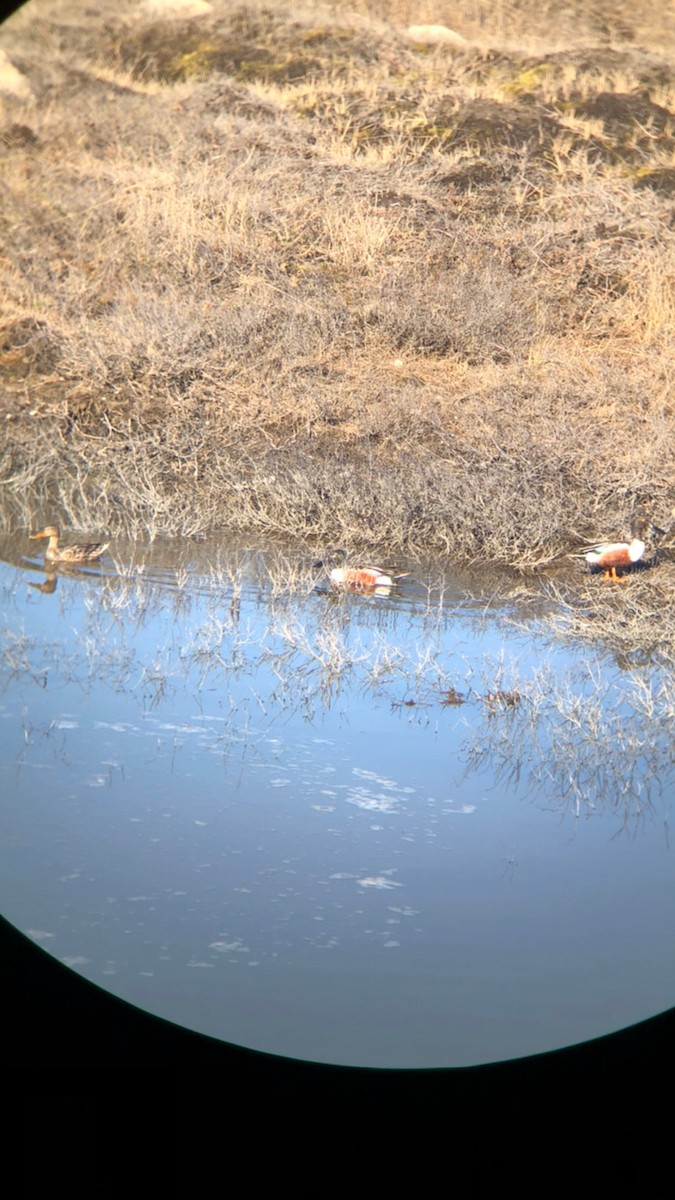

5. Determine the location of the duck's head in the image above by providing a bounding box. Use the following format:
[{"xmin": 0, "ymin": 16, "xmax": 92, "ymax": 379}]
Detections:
[
  {"xmin": 313, "ymin": 549, "xmax": 347, "ymax": 570},
  {"xmin": 29, "ymin": 525, "xmax": 60, "ymax": 540}
]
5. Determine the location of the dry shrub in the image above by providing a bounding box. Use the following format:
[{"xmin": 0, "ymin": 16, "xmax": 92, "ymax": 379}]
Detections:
[{"xmin": 367, "ymin": 254, "xmax": 536, "ymax": 361}]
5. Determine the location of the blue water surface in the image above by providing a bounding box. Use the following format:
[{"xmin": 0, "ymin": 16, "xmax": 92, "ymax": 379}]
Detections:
[{"xmin": 1, "ymin": 533, "xmax": 673, "ymax": 1067}]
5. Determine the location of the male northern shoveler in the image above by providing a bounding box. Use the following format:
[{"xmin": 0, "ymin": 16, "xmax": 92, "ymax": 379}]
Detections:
[
  {"xmin": 314, "ymin": 550, "xmax": 410, "ymax": 592},
  {"xmin": 574, "ymin": 514, "xmax": 663, "ymax": 581},
  {"xmin": 29, "ymin": 524, "xmax": 109, "ymax": 563}
]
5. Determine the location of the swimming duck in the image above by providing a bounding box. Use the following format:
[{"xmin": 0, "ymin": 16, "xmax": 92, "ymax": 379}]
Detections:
[
  {"xmin": 314, "ymin": 550, "xmax": 410, "ymax": 592},
  {"xmin": 574, "ymin": 514, "xmax": 662, "ymax": 581},
  {"xmin": 29, "ymin": 524, "xmax": 109, "ymax": 563}
]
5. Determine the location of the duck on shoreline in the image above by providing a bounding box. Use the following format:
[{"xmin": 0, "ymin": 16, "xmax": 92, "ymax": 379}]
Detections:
[{"xmin": 572, "ymin": 514, "xmax": 664, "ymax": 581}]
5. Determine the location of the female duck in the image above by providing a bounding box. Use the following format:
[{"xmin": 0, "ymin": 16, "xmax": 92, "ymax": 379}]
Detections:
[{"xmin": 29, "ymin": 524, "xmax": 109, "ymax": 564}]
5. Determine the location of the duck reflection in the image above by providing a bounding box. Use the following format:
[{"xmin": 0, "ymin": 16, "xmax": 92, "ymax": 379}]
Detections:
[
  {"xmin": 26, "ymin": 556, "xmax": 111, "ymax": 596},
  {"xmin": 22, "ymin": 521, "xmax": 111, "ymax": 596},
  {"xmin": 28, "ymin": 569, "xmax": 58, "ymax": 594}
]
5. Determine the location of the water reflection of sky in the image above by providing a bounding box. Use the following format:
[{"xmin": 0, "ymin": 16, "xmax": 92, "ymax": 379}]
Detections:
[{"xmin": 1, "ymin": 536, "xmax": 674, "ymax": 1067}]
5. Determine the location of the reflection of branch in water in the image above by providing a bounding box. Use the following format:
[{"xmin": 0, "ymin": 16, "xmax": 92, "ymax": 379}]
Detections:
[
  {"xmin": 135, "ymin": 653, "xmax": 178, "ymax": 710},
  {"xmin": 0, "ymin": 632, "xmax": 48, "ymax": 691},
  {"xmin": 14, "ymin": 706, "xmax": 77, "ymax": 778},
  {"xmin": 459, "ymin": 664, "xmax": 675, "ymax": 834},
  {"xmin": 5, "ymin": 544, "xmax": 675, "ymax": 838},
  {"xmin": 513, "ymin": 571, "xmax": 675, "ymax": 672}
]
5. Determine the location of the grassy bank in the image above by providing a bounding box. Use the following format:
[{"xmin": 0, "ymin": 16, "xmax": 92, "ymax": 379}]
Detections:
[{"xmin": 1, "ymin": 0, "xmax": 675, "ymax": 566}]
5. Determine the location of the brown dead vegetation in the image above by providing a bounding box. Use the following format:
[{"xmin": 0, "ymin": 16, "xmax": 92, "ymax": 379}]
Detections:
[{"xmin": 1, "ymin": 0, "xmax": 674, "ymax": 579}]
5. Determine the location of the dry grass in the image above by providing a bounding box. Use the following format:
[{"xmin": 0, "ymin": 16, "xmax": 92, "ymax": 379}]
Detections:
[{"xmin": 1, "ymin": 0, "xmax": 675, "ymax": 576}]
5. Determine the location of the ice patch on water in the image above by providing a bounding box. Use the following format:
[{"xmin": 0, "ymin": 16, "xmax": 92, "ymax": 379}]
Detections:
[{"xmin": 357, "ymin": 875, "xmax": 403, "ymax": 890}]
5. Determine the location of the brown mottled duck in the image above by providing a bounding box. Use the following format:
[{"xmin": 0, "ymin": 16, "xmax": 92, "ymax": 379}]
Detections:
[{"xmin": 29, "ymin": 524, "xmax": 109, "ymax": 563}]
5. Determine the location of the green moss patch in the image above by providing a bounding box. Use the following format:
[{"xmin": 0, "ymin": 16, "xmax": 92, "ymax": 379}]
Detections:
[{"xmin": 113, "ymin": 14, "xmax": 380, "ymax": 85}]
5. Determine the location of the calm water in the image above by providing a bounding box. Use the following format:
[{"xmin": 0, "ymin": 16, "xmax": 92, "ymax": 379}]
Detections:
[{"xmin": 1, "ymin": 531, "xmax": 674, "ymax": 1067}]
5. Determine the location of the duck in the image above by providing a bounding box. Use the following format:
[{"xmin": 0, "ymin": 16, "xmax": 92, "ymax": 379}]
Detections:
[
  {"xmin": 573, "ymin": 513, "xmax": 663, "ymax": 581},
  {"xmin": 314, "ymin": 550, "xmax": 410, "ymax": 592},
  {"xmin": 29, "ymin": 524, "xmax": 109, "ymax": 563}
]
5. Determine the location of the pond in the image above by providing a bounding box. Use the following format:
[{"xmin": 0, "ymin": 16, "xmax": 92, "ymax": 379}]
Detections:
[{"xmin": 1, "ymin": 529, "xmax": 674, "ymax": 1068}]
